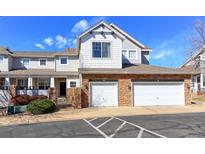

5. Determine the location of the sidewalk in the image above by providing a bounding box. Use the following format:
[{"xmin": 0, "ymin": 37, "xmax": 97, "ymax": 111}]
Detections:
[{"xmin": 1, "ymin": 105, "xmax": 205, "ymax": 127}]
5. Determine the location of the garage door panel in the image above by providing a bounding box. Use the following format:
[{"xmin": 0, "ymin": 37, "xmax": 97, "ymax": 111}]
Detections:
[
  {"xmin": 91, "ymin": 82, "xmax": 118, "ymax": 107},
  {"xmin": 133, "ymin": 82, "xmax": 184, "ymax": 106}
]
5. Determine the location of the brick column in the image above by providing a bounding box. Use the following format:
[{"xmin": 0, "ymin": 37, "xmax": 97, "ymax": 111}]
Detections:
[
  {"xmin": 118, "ymin": 79, "xmax": 132, "ymax": 107},
  {"xmin": 184, "ymin": 78, "xmax": 191, "ymax": 105},
  {"xmin": 8, "ymin": 85, "xmax": 16, "ymax": 104},
  {"xmin": 81, "ymin": 79, "xmax": 89, "ymax": 108},
  {"xmin": 48, "ymin": 87, "xmax": 58, "ymax": 104},
  {"xmin": 66, "ymin": 88, "xmax": 82, "ymax": 109}
]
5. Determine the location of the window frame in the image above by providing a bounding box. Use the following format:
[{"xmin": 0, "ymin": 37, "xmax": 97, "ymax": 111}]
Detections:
[
  {"xmin": 16, "ymin": 78, "xmax": 28, "ymax": 89},
  {"xmin": 21, "ymin": 58, "xmax": 30, "ymax": 67},
  {"xmin": 0, "ymin": 55, "xmax": 4, "ymax": 64},
  {"xmin": 39, "ymin": 58, "xmax": 47, "ymax": 67},
  {"xmin": 38, "ymin": 78, "xmax": 50, "ymax": 90},
  {"xmin": 128, "ymin": 50, "xmax": 137, "ymax": 59},
  {"xmin": 92, "ymin": 41, "xmax": 111, "ymax": 59},
  {"xmin": 70, "ymin": 81, "xmax": 77, "ymax": 88},
  {"xmin": 122, "ymin": 49, "xmax": 138, "ymax": 60},
  {"xmin": 59, "ymin": 56, "xmax": 68, "ymax": 65}
]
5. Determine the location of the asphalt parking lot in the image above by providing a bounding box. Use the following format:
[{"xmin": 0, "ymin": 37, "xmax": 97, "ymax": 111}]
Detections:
[{"xmin": 1, "ymin": 112, "xmax": 205, "ymax": 138}]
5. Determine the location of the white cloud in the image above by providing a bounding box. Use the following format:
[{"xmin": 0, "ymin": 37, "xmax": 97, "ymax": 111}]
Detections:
[
  {"xmin": 56, "ymin": 35, "xmax": 67, "ymax": 48},
  {"xmin": 72, "ymin": 20, "xmax": 89, "ymax": 34},
  {"xmin": 43, "ymin": 37, "xmax": 53, "ymax": 46},
  {"xmin": 35, "ymin": 43, "xmax": 46, "ymax": 50},
  {"xmin": 153, "ymin": 50, "xmax": 172, "ymax": 60},
  {"xmin": 67, "ymin": 38, "xmax": 76, "ymax": 47}
]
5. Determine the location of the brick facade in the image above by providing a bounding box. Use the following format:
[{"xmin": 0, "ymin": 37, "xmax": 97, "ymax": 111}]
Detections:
[
  {"xmin": 66, "ymin": 88, "xmax": 82, "ymax": 109},
  {"xmin": 81, "ymin": 74, "xmax": 192, "ymax": 108}
]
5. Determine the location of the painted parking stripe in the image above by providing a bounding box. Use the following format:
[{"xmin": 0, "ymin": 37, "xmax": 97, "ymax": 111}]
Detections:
[
  {"xmin": 96, "ymin": 117, "xmax": 114, "ymax": 128},
  {"xmin": 137, "ymin": 129, "xmax": 144, "ymax": 138},
  {"xmin": 114, "ymin": 117, "xmax": 166, "ymax": 138},
  {"xmin": 109, "ymin": 121, "xmax": 126, "ymax": 138},
  {"xmin": 83, "ymin": 119, "xmax": 109, "ymax": 138},
  {"xmin": 88, "ymin": 118, "xmax": 98, "ymax": 122}
]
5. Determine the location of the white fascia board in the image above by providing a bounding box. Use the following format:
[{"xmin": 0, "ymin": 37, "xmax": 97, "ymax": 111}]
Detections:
[{"xmin": 110, "ymin": 23, "xmax": 147, "ymax": 49}]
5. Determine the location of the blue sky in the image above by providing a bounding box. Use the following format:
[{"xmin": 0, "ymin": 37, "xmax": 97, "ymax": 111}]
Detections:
[{"xmin": 0, "ymin": 16, "xmax": 204, "ymax": 67}]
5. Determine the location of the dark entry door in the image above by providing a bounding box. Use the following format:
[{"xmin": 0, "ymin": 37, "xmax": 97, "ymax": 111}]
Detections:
[{"xmin": 60, "ymin": 82, "xmax": 66, "ymax": 96}]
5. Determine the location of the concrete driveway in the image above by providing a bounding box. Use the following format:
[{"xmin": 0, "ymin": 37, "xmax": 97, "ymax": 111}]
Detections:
[{"xmin": 1, "ymin": 112, "xmax": 205, "ymax": 138}]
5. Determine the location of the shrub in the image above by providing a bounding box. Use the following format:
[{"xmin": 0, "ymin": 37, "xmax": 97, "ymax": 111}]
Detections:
[
  {"xmin": 10, "ymin": 95, "xmax": 48, "ymax": 106},
  {"xmin": 27, "ymin": 99, "xmax": 56, "ymax": 114}
]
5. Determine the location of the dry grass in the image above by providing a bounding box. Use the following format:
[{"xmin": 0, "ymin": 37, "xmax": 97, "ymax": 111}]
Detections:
[{"xmin": 192, "ymin": 97, "xmax": 205, "ymax": 102}]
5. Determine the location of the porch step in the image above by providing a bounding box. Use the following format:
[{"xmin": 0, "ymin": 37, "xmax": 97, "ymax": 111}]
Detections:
[{"xmin": 57, "ymin": 97, "xmax": 72, "ymax": 106}]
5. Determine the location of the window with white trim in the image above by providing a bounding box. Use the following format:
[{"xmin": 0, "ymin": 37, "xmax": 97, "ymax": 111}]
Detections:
[
  {"xmin": 39, "ymin": 58, "xmax": 47, "ymax": 66},
  {"xmin": 21, "ymin": 58, "xmax": 30, "ymax": 67},
  {"xmin": 60, "ymin": 57, "xmax": 68, "ymax": 64},
  {"xmin": 122, "ymin": 50, "xmax": 127, "ymax": 59},
  {"xmin": 0, "ymin": 56, "xmax": 3, "ymax": 63},
  {"xmin": 92, "ymin": 42, "xmax": 111, "ymax": 58},
  {"xmin": 70, "ymin": 81, "xmax": 77, "ymax": 88},
  {"xmin": 129, "ymin": 50, "xmax": 137, "ymax": 59},
  {"xmin": 38, "ymin": 78, "xmax": 50, "ymax": 90},
  {"xmin": 17, "ymin": 78, "xmax": 28, "ymax": 89}
]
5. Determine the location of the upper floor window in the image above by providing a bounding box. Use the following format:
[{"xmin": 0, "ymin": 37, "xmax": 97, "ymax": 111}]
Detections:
[
  {"xmin": 92, "ymin": 42, "xmax": 111, "ymax": 58},
  {"xmin": 59, "ymin": 57, "xmax": 68, "ymax": 65},
  {"xmin": 122, "ymin": 49, "xmax": 137, "ymax": 60},
  {"xmin": 122, "ymin": 50, "xmax": 127, "ymax": 59},
  {"xmin": 21, "ymin": 58, "xmax": 30, "ymax": 67},
  {"xmin": 129, "ymin": 50, "xmax": 137, "ymax": 59},
  {"xmin": 39, "ymin": 58, "xmax": 47, "ymax": 66},
  {"xmin": 0, "ymin": 56, "xmax": 3, "ymax": 64}
]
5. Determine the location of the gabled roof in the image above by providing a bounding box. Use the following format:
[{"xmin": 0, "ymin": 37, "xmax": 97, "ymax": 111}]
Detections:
[
  {"xmin": 110, "ymin": 23, "xmax": 152, "ymax": 51},
  {"xmin": 76, "ymin": 21, "xmax": 126, "ymax": 53},
  {"xmin": 181, "ymin": 47, "xmax": 204, "ymax": 67},
  {"xmin": 0, "ymin": 48, "xmax": 78, "ymax": 58},
  {"xmin": 0, "ymin": 47, "xmax": 13, "ymax": 55}
]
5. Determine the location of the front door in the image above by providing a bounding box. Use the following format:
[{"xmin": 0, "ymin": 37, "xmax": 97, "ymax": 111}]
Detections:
[{"xmin": 60, "ymin": 82, "xmax": 66, "ymax": 96}]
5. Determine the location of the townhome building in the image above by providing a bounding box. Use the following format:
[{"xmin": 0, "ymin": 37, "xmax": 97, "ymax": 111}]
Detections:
[{"xmin": 0, "ymin": 21, "xmax": 198, "ymax": 108}]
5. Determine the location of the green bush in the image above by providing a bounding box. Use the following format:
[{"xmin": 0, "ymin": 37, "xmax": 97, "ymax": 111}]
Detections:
[{"xmin": 27, "ymin": 99, "xmax": 56, "ymax": 114}]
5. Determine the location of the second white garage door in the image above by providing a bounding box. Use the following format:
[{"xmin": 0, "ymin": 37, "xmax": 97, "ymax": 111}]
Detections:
[
  {"xmin": 90, "ymin": 82, "xmax": 118, "ymax": 107},
  {"xmin": 133, "ymin": 82, "xmax": 184, "ymax": 106}
]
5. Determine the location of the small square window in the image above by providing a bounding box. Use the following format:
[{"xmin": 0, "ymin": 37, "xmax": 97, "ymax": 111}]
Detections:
[
  {"xmin": 0, "ymin": 56, "xmax": 3, "ymax": 63},
  {"xmin": 129, "ymin": 50, "xmax": 137, "ymax": 59},
  {"xmin": 21, "ymin": 58, "xmax": 30, "ymax": 67},
  {"xmin": 39, "ymin": 59, "xmax": 47, "ymax": 66},
  {"xmin": 122, "ymin": 50, "xmax": 127, "ymax": 59},
  {"xmin": 70, "ymin": 81, "xmax": 76, "ymax": 88},
  {"xmin": 60, "ymin": 57, "xmax": 68, "ymax": 64}
]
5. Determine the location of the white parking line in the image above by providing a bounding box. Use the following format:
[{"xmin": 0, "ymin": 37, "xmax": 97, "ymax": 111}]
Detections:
[
  {"xmin": 83, "ymin": 119, "xmax": 109, "ymax": 138},
  {"xmin": 115, "ymin": 117, "xmax": 166, "ymax": 138},
  {"xmin": 97, "ymin": 117, "xmax": 114, "ymax": 128},
  {"xmin": 109, "ymin": 121, "xmax": 126, "ymax": 138},
  {"xmin": 137, "ymin": 129, "xmax": 144, "ymax": 138},
  {"xmin": 84, "ymin": 117, "xmax": 166, "ymax": 138},
  {"xmin": 88, "ymin": 118, "xmax": 98, "ymax": 122}
]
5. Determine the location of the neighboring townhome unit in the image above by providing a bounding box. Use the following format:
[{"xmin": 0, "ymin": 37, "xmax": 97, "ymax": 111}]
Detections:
[
  {"xmin": 0, "ymin": 48, "xmax": 79, "ymax": 107},
  {"xmin": 181, "ymin": 47, "xmax": 204, "ymax": 94},
  {"xmin": 0, "ymin": 21, "xmax": 198, "ymax": 108}
]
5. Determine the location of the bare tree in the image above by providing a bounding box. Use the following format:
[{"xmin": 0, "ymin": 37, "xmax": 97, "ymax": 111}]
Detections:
[{"xmin": 187, "ymin": 19, "xmax": 205, "ymax": 68}]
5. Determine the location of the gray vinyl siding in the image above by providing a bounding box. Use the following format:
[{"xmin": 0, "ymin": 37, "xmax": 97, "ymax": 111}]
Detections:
[
  {"xmin": 12, "ymin": 57, "xmax": 55, "ymax": 69},
  {"xmin": 55, "ymin": 56, "xmax": 79, "ymax": 71},
  {"xmin": 79, "ymin": 25, "xmax": 122, "ymax": 68},
  {"xmin": 122, "ymin": 38, "xmax": 142, "ymax": 64},
  {"xmin": 0, "ymin": 55, "xmax": 9, "ymax": 71}
]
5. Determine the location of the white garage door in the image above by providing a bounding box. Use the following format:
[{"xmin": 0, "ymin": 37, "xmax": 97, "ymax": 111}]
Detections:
[
  {"xmin": 133, "ymin": 82, "xmax": 184, "ymax": 106},
  {"xmin": 90, "ymin": 82, "xmax": 118, "ymax": 107}
]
